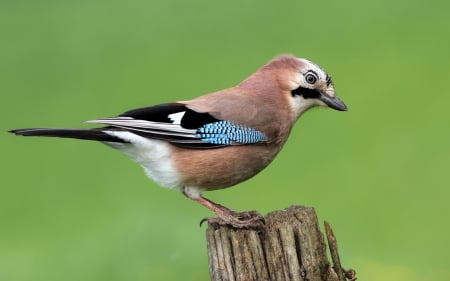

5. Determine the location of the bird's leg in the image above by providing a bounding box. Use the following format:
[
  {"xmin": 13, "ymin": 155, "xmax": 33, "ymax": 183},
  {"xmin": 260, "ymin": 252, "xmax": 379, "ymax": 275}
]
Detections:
[{"xmin": 181, "ymin": 187, "xmax": 264, "ymax": 228}]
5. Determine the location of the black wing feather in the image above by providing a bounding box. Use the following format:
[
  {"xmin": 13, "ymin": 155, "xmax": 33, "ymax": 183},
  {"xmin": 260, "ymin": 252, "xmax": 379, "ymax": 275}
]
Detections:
[
  {"xmin": 180, "ymin": 110, "xmax": 218, "ymax": 129},
  {"xmin": 97, "ymin": 103, "xmax": 226, "ymax": 148},
  {"xmin": 118, "ymin": 102, "xmax": 219, "ymax": 129},
  {"xmin": 119, "ymin": 103, "xmax": 186, "ymax": 122}
]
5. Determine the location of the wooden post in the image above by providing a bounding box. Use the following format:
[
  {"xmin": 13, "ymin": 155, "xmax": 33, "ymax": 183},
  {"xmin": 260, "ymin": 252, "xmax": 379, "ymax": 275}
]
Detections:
[{"xmin": 205, "ymin": 205, "xmax": 355, "ymax": 281}]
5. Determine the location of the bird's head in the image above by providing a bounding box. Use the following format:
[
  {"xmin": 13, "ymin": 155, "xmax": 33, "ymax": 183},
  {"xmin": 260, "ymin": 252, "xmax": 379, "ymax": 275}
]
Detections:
[{"xmin": 267, "ymin": 55, "xmax": 347, "ymax": 118}]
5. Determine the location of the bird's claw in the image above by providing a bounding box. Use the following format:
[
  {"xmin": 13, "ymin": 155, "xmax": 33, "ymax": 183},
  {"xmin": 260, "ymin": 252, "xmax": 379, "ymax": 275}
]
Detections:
[{"xmin": 200, "ymin": 210, "xmax": 265, "ymax": 229}]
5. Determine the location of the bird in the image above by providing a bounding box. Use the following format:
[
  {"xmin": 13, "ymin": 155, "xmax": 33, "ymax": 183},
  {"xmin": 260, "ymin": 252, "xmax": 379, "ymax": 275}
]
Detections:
[{"xmin": 9, "ymin": 55, "xmax": 347, "ymax": 228}]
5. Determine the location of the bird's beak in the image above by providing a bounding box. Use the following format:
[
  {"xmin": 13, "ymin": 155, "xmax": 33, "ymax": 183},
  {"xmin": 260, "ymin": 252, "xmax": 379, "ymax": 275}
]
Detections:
[{"xmin": 319, "ymin": 93, "xmax": 347, "ymax": 111}]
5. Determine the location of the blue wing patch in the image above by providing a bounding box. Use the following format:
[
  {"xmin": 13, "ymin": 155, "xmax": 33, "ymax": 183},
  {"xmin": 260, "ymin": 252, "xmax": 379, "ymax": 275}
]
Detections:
[{"xmin": 196, "ymin": 121, "xmax": 268, "ymax": 145}]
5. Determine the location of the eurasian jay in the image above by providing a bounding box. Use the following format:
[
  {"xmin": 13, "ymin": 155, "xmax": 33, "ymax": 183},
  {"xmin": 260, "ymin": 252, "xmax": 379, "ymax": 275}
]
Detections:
[{"xmin": 10, "ymin": 55, "xmax": 347, "ymax": 227}]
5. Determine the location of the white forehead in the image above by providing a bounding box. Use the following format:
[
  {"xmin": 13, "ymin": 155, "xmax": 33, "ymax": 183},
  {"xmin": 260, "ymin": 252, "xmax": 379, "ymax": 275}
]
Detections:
[{"xmin": 297, "ymin": 58, "xmax": 327, "ymax": 77}]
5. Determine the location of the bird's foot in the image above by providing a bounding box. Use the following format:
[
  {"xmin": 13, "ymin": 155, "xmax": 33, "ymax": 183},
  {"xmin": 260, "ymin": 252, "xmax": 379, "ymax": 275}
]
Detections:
[
  {"xmin": 181, "ymin": 190, "xmax": 265, "ymax": 229},
  {"xmin": 200, "ymin": 210, "xmax": 265, "ymax": 229}
]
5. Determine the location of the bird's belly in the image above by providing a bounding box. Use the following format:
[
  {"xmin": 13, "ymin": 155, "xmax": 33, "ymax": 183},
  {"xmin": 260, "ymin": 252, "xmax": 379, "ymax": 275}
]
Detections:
[{"xmin": 172, "ymin": 144, "xmax": 281, "ymax": 190}]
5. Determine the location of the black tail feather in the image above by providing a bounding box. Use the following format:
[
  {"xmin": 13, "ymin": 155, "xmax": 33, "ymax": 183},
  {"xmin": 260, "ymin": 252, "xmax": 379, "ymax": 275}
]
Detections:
[{"xmin": 9, "ymin": 128, "xmax": 125, "ymax": 143}]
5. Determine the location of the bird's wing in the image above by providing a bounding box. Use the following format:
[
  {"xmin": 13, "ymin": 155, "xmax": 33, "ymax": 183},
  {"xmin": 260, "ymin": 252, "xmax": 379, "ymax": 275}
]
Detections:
[{"xmin": 88, "ymin": 103, "xmax": 268, "ymax": 149}]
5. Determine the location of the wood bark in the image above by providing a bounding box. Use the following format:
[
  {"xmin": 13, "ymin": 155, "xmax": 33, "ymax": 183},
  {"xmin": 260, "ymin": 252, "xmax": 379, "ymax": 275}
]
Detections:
[{"xmin": 205, "ymin": 205, "xmax": 354, "ymax": 281}]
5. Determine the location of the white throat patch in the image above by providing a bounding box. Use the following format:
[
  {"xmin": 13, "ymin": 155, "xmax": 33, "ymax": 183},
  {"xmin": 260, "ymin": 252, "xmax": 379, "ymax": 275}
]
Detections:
[{"xmin": 289, "ymin": 95, "xmax": 324, "ymax": 118}]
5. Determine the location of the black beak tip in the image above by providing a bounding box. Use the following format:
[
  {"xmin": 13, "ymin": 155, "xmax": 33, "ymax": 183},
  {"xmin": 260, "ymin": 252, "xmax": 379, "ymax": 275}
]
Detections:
[
  {"xmin": 325, "ymin": 96, "xmax": 348, "ymax": 112},
  {"xmin": 336, "ymin": 103, "xmax": 348, "ymax": 111}
]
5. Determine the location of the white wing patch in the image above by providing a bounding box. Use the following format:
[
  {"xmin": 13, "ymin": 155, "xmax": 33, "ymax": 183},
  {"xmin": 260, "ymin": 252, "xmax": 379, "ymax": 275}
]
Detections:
[{"xmin": 168, "ymin": 111, "xmax": 186, "ymax": 125}]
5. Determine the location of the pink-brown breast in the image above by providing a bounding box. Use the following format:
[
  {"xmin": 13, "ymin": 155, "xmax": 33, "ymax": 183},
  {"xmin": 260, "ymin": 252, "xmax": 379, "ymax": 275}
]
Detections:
[{"xmin": 171, "ymin": 142, "xmax": 284, "ymax": 190}]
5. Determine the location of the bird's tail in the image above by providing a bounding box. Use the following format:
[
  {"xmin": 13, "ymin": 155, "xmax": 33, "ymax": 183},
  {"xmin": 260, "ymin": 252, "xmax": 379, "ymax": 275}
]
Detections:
[{"xmin": 9, "ymin": 128, "xmax": 124, "ymax": 142}]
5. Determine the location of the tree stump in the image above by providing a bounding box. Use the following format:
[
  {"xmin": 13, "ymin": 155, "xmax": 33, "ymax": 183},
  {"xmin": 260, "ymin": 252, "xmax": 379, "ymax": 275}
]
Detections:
[{"xmin": 205, "ymin": 205, "xmax": 355, "ymax": 281}]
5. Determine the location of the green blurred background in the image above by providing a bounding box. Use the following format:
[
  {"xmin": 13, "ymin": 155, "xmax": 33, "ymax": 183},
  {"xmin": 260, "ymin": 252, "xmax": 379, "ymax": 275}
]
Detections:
[{"xmin": 1, "ymin": 0, "xmax": 449, "ymax": 280}]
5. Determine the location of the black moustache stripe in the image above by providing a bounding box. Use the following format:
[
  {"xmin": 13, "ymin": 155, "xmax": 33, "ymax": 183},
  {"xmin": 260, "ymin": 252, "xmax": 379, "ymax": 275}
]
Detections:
[{"xmin": 291, "ymin": 86, "xmax": 321, "ymax": 99}]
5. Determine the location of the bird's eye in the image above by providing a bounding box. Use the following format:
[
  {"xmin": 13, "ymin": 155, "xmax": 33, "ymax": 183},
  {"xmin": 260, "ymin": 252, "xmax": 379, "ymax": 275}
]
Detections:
[{"xmin": 305, "ymin": 72, "xmax": 318, "ymax": 84}]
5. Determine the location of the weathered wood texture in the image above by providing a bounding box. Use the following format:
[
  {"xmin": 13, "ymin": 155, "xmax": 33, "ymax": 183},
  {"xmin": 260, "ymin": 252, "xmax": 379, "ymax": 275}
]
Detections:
[{"xmin": 206, "ymin": 205, "xmax": 351, "ymax": 281}]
